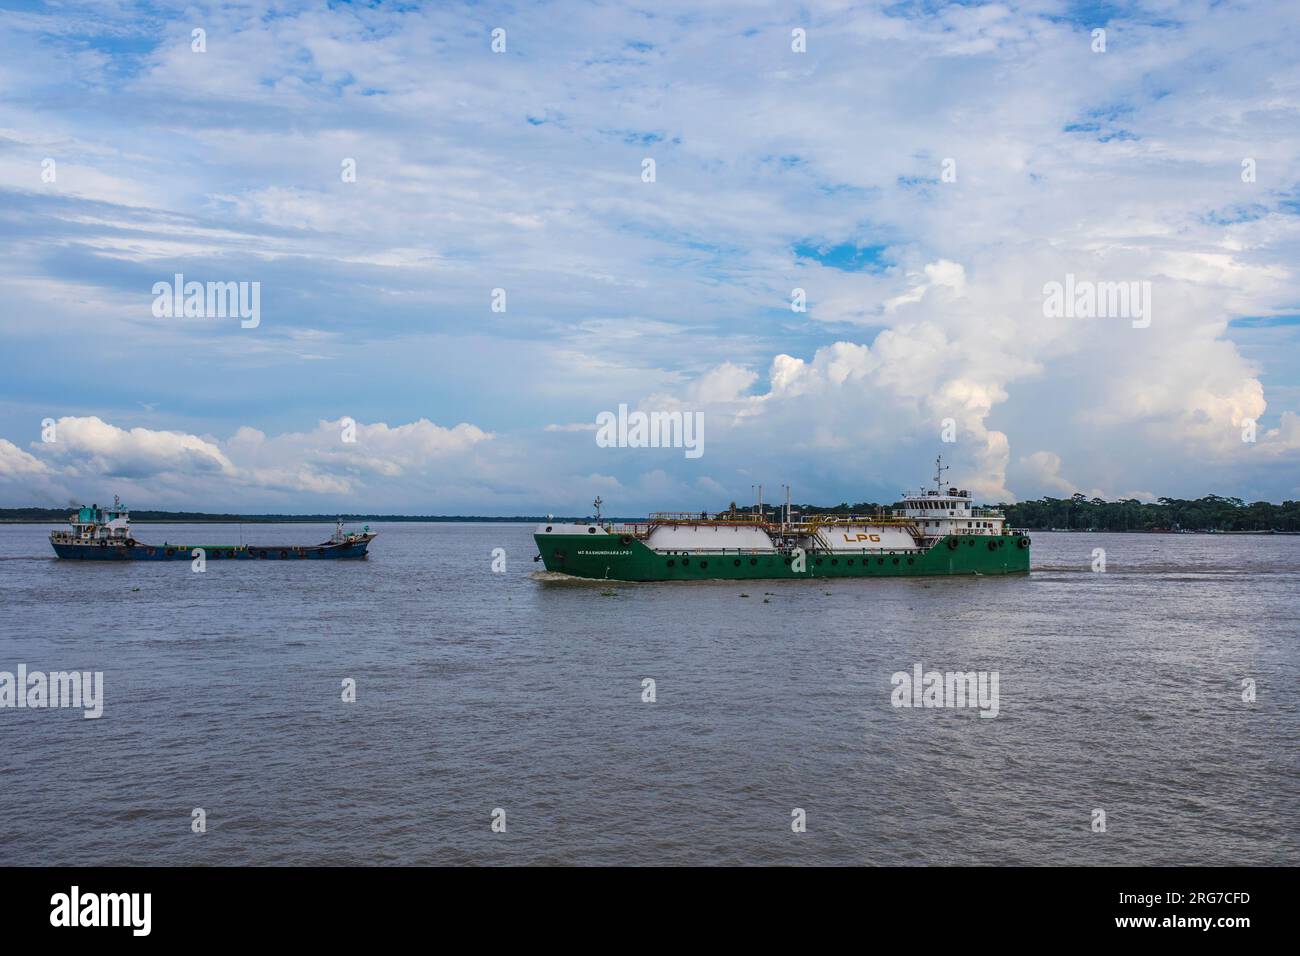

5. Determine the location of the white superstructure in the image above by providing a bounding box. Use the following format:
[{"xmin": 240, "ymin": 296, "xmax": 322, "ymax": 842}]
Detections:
[
  {"xmin": 50, "ymin": 495, "xmax": 133, "ymax": 545},
  {"xmin": 894, "ymin": 457, "xmax": 1006, "ymax": 541}
]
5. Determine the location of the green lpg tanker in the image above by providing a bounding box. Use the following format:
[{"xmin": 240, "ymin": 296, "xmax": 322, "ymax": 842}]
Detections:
[{"xmin": 534, "ymin": 458, "xmax": 1030, "ymax": 582}]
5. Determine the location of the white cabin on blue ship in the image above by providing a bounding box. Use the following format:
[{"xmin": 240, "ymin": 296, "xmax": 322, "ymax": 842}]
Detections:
[{"xmin": 62, "ymin": 496, "xmax": 132, "ymax": 543}]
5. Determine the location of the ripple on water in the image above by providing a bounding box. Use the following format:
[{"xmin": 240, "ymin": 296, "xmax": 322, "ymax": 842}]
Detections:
[{"xmin": 0, "ymin": 525, "xmax": 1295, "ymax": 865}]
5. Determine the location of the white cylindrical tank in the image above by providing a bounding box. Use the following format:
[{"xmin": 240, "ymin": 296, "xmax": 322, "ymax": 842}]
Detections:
[
  {"xmin": 818, "ymin": 525, "xmax": 917, "ymax": 551},
  {"xmin": 645, "ymin": 524, "xmax": 775, "ymax": 552}
]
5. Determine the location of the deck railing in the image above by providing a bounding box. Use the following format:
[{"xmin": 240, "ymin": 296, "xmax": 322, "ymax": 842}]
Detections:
[{"xmin": 611, "ymin": 513, "xmax": 925, "ymax": 538}]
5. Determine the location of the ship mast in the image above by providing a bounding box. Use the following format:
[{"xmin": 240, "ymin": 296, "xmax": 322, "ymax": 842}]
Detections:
[{"xmin": 933, "ymin": 455, "xmax": 949, "ymax": 494}]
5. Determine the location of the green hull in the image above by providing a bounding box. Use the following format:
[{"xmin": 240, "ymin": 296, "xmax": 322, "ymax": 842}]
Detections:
[{"xmin": 534, "ymin": 533, "xmax": 1030, "ymax": 581}]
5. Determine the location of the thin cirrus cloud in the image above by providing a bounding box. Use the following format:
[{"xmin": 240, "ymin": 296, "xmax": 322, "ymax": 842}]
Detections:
[{"xmin": 0, "ymin": 0, "xmax": 1298, "ymax": 513}]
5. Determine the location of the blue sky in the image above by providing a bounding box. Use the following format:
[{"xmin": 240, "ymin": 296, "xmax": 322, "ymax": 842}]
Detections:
[{"xmin": 1, "ymin": 0, "xmax": 1299, "ymax": 513}]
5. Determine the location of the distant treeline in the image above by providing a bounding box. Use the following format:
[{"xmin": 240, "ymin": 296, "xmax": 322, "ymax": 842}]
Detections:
[
  {"xmin": 0, "ymin": 508, "xmax": 559, "ymax": 524},
  {"xmin": 725, "ymin": 494, "xmax": 1300, "ymax": 532},
  {"xmin": 7, "ymin": 493, "xmax": 1300, "ymax": 531},
  {"xmin": 999, "ymin": 495, "xmax": 1300, "ymax": 532}
]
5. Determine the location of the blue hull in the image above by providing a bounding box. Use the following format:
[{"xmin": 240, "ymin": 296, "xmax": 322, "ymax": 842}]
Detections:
[{"xmin": 52, "ymin": 541, "xmax": 371, "ymax": 561}]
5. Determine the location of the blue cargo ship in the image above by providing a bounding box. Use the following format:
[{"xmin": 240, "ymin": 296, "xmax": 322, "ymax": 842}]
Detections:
[{"xmin": 50, "ymin": 497, "xmax": 376, "ymax": 561}]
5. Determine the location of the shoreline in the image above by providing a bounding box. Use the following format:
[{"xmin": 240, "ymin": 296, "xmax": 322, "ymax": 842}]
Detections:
[
  {"xmin": 0, "ymin": 516, "xmax": 566, "ymax": 525},
  {"xmin": 2, "ymin": 518, "xmax": 1295, "ymax": 534}
]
